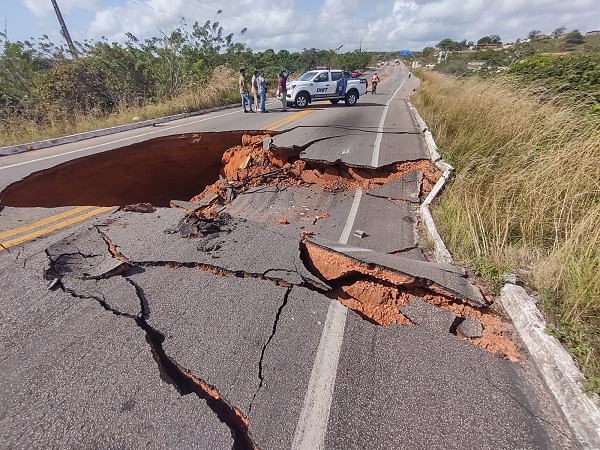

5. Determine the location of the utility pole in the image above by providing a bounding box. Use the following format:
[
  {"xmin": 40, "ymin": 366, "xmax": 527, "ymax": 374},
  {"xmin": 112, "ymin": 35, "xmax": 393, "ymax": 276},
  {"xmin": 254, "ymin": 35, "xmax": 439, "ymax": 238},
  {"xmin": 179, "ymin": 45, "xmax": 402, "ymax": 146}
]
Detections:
[
  {"xmin": 359, "ymin": 37, "xmax": 362, "ymax": 52},
  {"xmin": 50, "ymin": 0, "xmax": 78, "ymax": 58}
]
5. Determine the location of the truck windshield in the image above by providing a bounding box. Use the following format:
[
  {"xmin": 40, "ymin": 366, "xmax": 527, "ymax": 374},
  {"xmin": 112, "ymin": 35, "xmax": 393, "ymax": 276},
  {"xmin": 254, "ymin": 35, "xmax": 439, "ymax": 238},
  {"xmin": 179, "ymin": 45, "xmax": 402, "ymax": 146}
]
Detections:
[{"xmin": 298, "ymin": 71, "xmax": 319, "ymax": 81}]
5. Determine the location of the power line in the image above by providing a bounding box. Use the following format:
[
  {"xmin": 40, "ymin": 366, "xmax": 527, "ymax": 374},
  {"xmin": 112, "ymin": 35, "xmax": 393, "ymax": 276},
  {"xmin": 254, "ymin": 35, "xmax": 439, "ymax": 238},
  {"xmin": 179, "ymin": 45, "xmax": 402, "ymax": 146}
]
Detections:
[{"xmin": 126, "ymin": 0, "xmax": 184, "ymax": 19}]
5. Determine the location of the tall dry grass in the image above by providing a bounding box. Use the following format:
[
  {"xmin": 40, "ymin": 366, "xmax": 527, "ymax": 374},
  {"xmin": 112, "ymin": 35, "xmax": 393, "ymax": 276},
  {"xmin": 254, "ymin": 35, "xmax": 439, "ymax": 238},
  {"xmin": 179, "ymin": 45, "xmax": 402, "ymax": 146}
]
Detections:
[
  {"xmin": 0, "ymin": 66, "xmax": 240, "ymax": 147},
  {"xmin": 412, "ymin": 71, "xmax": 600, "ymax": 391}
]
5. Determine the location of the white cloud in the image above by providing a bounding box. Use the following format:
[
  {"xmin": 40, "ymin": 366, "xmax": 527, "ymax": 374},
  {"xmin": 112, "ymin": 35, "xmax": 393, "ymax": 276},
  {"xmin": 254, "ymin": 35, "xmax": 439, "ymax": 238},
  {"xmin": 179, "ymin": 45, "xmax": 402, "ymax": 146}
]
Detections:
[
  {"xmin": 22, "ymin": 0, "xmax": 98, "ymax": 17},
  {"xmin": 29, "ymin": 0, "xmax": 600, "ymax": 52}
]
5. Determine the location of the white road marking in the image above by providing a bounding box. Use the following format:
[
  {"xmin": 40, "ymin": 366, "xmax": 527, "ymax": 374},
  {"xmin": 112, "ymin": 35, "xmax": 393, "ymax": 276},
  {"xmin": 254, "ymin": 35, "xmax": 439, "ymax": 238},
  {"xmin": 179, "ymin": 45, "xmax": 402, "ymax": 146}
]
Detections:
[
  {"xmin": 0, "ymin": 101, "xmax": 279, "ymax": 171},
  {"xmin": 338, "ymin": 189, "xmax": 363, "ymax": 245},
  {"xmin": 291, "ymin": 188, "xmax": 362, "ymax": 450},
  {"xmin": 330, "ymin": 245, "xmax": 372, "ymax": 253},
  {"xmin": 371, "ymin": 65, "xmax": 409, "ymax": 168}
]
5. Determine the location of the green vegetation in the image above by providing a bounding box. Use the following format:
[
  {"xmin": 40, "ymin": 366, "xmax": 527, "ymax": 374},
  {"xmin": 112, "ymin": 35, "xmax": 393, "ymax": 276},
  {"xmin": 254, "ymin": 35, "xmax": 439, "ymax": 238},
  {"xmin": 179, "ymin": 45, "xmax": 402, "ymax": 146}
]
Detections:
[
  {"xmin": 412, "ymin": 63, "xmax": 600, "ymax": 393},
  {"xmin": 421, "ymin": 30, "xmax": 600, "ymax": 76},
  {"xmin": 0, "ymin": 25, "xmax": 374, "ymax": 146}
]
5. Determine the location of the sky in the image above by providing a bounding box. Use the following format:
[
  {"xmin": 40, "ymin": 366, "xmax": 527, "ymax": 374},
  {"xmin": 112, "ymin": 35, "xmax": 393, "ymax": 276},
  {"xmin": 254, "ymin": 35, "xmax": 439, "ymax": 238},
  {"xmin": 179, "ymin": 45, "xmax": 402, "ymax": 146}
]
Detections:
[{"xmin": 3, "ymin": 0, "xmax": 600, "ymax": 53}]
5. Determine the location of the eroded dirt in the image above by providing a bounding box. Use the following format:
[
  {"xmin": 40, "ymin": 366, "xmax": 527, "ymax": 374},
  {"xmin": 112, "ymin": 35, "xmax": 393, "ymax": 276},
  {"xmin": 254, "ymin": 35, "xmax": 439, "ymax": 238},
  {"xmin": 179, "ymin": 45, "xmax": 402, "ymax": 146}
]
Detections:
[
  {"xmin": 191, "ymin": 133, "xmax": 440, "ymax": 204},
  {"xmin": 302, "ymin": 239, "xmax": 519, "ymax": 361}
]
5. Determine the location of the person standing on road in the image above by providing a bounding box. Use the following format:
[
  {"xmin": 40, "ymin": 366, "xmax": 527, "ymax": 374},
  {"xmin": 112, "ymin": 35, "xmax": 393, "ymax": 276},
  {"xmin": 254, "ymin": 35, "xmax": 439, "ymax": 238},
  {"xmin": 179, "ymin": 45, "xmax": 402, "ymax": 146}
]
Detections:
[
  {"xmin": 408, "ymin": 71, "xmax": 412, "ymax": 79},
  {"xmin": 239, "ymin": 68, "xmax": 254, "ymax": 113},
  {"xmin": 251, "ymin": 70, "xmax": 259, "ymax": 112},
  {"xmin": 257, "ymin": 71, "xmax": 268, "ymax": 113},
  {"xmin": 277, "ymin": 71, "xmax": 288, "ymax": 111}
]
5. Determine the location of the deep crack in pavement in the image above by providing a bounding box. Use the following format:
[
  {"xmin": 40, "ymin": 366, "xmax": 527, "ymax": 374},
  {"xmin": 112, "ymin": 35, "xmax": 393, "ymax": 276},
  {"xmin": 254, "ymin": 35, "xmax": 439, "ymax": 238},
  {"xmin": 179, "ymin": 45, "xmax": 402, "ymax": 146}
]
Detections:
[{"xmin": 44, "ymin": 236, "xmax": 258, "ymax": 450}]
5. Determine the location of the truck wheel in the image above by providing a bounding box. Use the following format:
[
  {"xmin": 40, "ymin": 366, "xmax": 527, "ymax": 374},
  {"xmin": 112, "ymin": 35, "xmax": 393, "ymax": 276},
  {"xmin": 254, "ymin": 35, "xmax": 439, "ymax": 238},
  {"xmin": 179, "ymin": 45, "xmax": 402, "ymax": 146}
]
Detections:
[
  {"xmin": 329, "ymin": 99, "xmax": 340, "ymax": 104},
  {"xmin": 344, "ymin": 90, "xmax": 358, "ymax": 106},
  {"xmin": 294, "ymin": 93, "xmax": 309, "ymax": 108}
]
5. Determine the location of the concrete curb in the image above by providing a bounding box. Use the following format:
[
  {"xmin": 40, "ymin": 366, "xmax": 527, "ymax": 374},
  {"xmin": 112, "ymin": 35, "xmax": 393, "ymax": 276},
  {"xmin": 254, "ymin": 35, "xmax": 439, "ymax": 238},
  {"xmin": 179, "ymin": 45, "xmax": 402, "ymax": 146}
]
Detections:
[
  {"xmin": 499, "ymin": 283, "xmax": 600, "ymax": 449},
  {"xmin": 0, "ymin": 103, "xmax": 240, "ymax": 157},
  {"xmin": 407, "ymin": 99, "xmax": 600, "ymax": 449},
  {"xmin": 406, "ymin": 100, "xmax": 454, "ymax": 265}
]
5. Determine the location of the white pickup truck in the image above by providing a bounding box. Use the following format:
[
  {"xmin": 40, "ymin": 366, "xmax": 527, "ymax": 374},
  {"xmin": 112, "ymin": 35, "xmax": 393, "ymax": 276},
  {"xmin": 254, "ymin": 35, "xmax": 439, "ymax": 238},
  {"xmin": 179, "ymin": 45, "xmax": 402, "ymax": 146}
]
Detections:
[{"xmin": 286, "ymin": 69, "xmax": 368, "ymax": 108}]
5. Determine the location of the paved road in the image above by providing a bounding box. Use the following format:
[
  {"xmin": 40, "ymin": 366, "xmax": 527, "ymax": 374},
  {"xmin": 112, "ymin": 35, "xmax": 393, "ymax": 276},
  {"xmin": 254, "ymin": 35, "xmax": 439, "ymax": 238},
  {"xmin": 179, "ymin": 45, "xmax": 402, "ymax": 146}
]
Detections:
[{"xmin": 0, "ymin": 64, "xmax": 575, "ymax": 449}]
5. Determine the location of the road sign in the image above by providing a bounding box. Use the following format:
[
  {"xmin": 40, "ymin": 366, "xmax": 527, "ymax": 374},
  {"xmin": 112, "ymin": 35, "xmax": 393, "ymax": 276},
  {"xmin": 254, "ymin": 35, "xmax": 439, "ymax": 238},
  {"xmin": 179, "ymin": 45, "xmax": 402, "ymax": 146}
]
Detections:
[{"xmin": 399, "ymin": 50, "xmax": 410, "ymax": 56}]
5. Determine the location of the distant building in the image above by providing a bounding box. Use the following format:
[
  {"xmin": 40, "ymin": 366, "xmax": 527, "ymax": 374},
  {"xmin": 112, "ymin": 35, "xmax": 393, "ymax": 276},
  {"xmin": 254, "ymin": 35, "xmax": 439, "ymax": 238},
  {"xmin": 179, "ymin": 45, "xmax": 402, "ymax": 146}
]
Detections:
[
  {"xmin": 475, "ymin": 43, "xmax": 500, "ymax": 49},
  {"xmin": 467, "ymin": 60, "xmax": 487, "ymax": 70},
  {"xmin": 585, "ymin": 30, "xmax": 600, "ymax": 36}
]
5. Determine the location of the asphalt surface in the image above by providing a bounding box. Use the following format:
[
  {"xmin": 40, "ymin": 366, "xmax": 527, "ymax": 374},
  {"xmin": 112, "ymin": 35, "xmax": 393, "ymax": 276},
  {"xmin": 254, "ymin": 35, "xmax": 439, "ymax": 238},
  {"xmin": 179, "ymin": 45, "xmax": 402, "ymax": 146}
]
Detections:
[{"xmin": 0, "ymin": 63, "xmax": 576, "ymax": 449}]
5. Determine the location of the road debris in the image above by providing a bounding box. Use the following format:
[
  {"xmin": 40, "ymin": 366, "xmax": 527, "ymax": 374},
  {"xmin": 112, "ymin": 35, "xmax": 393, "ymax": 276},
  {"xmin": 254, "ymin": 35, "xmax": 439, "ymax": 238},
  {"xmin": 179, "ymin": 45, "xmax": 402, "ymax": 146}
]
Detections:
[
  {"xmin": 277, "ymin": 218, "xmax": 290, "ymax": 225},
  {"xmin": 456, "ymin": 317, "xmax": 484, "ymax": 339},
  {"xmin": 312, "ymin": 212, "xmax": 330, "ymax": 225},
  {"xmin": 353, "ymin": 229, "xmax": 367, "ymax": 238},
  {"xmin": 123, "ymin": 203, "xmax": 156, "ymax": 213}
]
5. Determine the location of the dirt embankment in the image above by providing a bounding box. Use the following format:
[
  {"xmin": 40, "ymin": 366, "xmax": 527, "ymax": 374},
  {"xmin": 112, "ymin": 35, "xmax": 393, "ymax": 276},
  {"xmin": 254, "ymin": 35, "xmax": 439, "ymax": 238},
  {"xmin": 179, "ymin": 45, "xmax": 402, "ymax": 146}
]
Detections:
[{"xmin": 191, "ymin": 133, "xmax": 440, "ymax": 203}]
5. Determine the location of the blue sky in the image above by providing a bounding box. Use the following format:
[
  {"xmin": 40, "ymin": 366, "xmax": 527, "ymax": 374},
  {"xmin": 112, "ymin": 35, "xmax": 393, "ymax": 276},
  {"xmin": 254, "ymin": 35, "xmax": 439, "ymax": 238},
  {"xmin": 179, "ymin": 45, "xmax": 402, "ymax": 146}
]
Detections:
[{"xmin": 3, "ymin": 0, "xmax": 600, "ymax": 52}]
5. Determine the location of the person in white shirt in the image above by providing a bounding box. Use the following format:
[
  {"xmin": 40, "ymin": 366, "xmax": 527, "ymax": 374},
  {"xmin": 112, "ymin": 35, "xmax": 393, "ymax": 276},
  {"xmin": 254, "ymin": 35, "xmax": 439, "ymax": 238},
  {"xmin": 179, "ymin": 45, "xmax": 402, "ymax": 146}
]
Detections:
[
  {"xmin": 251, "ymin": 70, "xmax": 259, "ymax": 111},
  {"xmin": 256, "ymin": 71, "xmax": 268, "ymax": 113}
]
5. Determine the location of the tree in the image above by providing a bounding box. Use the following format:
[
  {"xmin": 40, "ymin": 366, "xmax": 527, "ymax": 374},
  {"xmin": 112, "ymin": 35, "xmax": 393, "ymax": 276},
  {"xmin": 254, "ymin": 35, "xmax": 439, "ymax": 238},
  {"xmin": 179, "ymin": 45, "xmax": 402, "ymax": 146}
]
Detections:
[
  {"xmin": 528, "ymin": 30, "xmax": 541, "ymax": 40},
  {"xmin": 477, "ymin": 35, "xmax": 501, "ymax": 45},
  {"xmin": 565, "ymin": 30, "xmax": 585, "ymax": 45},
  {"xmin": 437, "ymin": 38, "xmax": 455, "ymax": 49},
  {"xmin": 551, "ymin": 26, "xmax": 566, "ymax": 38},
  {"xmin": 422, "ymin": 46, "xmax": 435, "ymax": 57}
]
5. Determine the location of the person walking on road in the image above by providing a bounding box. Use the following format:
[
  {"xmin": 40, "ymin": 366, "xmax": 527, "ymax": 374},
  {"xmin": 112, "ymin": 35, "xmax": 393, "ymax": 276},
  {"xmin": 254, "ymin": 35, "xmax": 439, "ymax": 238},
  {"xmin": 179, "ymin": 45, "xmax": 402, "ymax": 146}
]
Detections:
[
  {"xmin": 408, "ymin": 71, "xmax": 412, "ymax": 79},
  {"xmin": 251, "ymin": 70, "xmax": 259, "ymax": 112},
  {"xmin": 277, "ymin": 71, "xmax": 288, "ymax": 111},
  {"xmin": 257, "ymin": 71, "xmax": 268, "ymax": 113},
  {"xmin": 239, "ymin": 68, "xmax": 254, "ymax": 113}
]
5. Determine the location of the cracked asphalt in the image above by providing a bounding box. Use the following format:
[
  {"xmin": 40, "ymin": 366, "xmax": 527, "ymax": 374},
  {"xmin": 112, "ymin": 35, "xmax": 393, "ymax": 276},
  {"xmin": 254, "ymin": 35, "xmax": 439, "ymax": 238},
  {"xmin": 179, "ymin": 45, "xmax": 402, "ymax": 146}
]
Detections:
[{"xmin": 0, "ymin": 64, "xmax": 576, "ymax": 449}]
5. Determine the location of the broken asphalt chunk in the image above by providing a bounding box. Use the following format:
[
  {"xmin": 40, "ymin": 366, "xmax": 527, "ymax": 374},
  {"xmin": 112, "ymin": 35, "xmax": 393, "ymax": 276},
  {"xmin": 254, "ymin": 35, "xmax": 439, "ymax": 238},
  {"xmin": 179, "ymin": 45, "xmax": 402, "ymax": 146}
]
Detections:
[
  {"xmin": 366, "ymin": 170, "xmax": 422, "ymax": 202},
  {"xmin": 353, "ymin": 229, "xmax": 367, "ymax": 238},
  {"xmin": 170, "ymin": 193, "xmax": 220, "ymax": 213},
  {"xmin": 123, "ymin": 203, "xmax": 156, "ymax": 213},
  {"xmin": 100, "ymin": 208, "xmax": 328, "ymax": 290},
  {"xmin": 399, "ymin": 297, "xmax": 457, "ymax": 332},
  {"xmin": 304, "ymin": 236, "xmax": 485, "ymax": 307},
  {"xmin": 456, "ymin": 317, "xmax": 484, "ymax": 338}
]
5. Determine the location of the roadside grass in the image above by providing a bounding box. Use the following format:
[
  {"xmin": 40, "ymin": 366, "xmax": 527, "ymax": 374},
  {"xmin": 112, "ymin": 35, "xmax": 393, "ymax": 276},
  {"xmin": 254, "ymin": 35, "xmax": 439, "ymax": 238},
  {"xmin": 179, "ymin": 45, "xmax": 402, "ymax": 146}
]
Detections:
[
  {"xmin": 412, "ymin": 71, "xmax": 600, "ymax": 393},
  {"xmin": 0, "ymin": 66, "xmax": 239, "ymax": 147}
]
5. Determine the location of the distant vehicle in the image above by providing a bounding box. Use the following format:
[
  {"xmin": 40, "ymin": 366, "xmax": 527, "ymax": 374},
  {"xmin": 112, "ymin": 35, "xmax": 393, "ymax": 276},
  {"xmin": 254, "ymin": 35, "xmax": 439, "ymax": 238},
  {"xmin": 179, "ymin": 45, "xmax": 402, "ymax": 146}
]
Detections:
[
  {"xmin": 425, "ymin": 64, "xmax": 436, "ymax": 68},
  {"xmin": 351, "ymin": 70, "xmax": 362, "ymax": 77},
  {"xmin": 286, "ymin": 69, "xmax": 368, "ymax": 108}
]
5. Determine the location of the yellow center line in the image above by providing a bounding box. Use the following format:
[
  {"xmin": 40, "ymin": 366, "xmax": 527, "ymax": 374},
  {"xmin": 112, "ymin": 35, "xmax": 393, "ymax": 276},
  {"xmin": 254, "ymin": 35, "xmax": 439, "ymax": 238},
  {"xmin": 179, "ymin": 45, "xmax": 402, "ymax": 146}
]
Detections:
[
  {"xmin": 0, "ymin": 205, "xmax": 95, "ymax": 240},
  {"xmin": 0, "ymin": 207, "xmax": 113, "ymax": 251},
  {"xmin": 260, "ymin": 108, "xmax": 316, "ymax": 131}
]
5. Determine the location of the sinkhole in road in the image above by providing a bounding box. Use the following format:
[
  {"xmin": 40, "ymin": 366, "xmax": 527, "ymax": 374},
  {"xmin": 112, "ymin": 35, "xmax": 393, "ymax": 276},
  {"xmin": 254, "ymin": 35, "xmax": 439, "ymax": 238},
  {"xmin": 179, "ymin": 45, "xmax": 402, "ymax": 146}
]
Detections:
[{"xmin": 0, "ymin": 132, "xmax": 440, "ymax": 208}]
